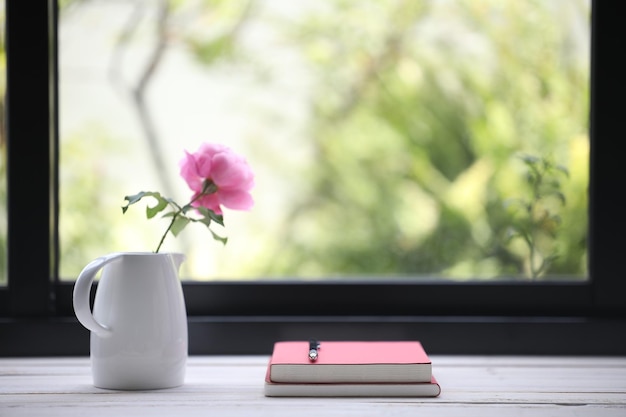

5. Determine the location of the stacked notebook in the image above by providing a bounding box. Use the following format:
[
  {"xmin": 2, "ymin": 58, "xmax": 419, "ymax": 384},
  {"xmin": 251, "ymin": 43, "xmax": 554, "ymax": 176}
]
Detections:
[{"xmin": 264, "ymin": 340, "xmax": 441, "ymax": 397}]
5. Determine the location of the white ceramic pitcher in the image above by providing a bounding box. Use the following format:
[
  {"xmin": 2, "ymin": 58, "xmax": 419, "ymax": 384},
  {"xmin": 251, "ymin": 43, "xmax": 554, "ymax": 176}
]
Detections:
[{"xmin": 73, "ymin": 252, "xmax": 188, "ymax": 390}]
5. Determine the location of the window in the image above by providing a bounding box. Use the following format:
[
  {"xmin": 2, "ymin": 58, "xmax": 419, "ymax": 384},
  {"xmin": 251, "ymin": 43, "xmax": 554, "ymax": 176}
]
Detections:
[
  {"xmin": 59, "ymin": 1, "xmax": 590, "ymax": 282},
  {"xmin": 1, "ymin": 0, "xmax": 625, "ymax": 356}
]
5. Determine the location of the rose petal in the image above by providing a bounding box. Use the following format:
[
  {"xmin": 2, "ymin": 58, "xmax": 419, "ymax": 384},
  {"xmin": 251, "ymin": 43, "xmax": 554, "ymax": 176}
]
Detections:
[
  {"xmin": 179, "ymin": 151, "xmax": 203, "ymax": 192},
  {"xmin": 218, "ymin": 189, "xmax": 254, "ymax": 211},
  {"xmin": 198, "ymin": 142, "xmax": 228, "ymax": 158},
  {"xmin": 192, "ymin": 193, "xmax": 222, "ymax": 215},
  {"xmin": 181, "ymin": 143, "xmax": 255, "ymax": 214},
  {"xmin": 211, "ymin": 152, "xmax": 255, "ymax": 190}
]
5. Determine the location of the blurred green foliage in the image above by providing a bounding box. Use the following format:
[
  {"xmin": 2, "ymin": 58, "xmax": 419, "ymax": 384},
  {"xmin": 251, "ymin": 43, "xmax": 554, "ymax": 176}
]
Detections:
[
  {"xmin": 52, "ymin": 0, "xmax": 589, "ymax": 281},
  {"xmin": 58, "ymin": 127, "xmax": 123, "ymax": 279},
  {"xmin": 506, "ymin": 155, "xmax": 570, "ymax": 279},
  {"xmin": 237, "ymin": 0, "xmax": 590, "ymax": 280}
]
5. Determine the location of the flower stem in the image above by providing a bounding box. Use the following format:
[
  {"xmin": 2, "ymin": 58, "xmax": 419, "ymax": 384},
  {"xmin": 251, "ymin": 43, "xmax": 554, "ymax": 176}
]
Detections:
[
  {"xmin": 154, "ymin": 180, "xmax": 217, "ymax": 253},
  {"xmin": 154, "ymin": 212, "xmax": 179, "ymax": 253}
]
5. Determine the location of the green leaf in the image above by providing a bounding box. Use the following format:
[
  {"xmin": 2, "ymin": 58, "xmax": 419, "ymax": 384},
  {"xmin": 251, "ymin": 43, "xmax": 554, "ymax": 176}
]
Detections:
[
  {"xmin": 121, "ymin": 191, "xmax": 180, "ymax": 219},
  {"xmin": 519, "ymin": 154, "xmax": 540, "ymax": 166},
  {"xmin": 544, "ymin": 253, "xmax": 560, "ymax": 264},
  {"xmin": 165, "ymin": 197, "xmax": 181, "ymax": 210},
  {"xmin": 197, "ymin": 214, "xmax": 213, "ymax": 228},
  {"xmin": 122, "ymin": 191, "xmax": 161, "ymax": 214},
  {"xmin": 209, "ymin": 228, "xmax": 228, "ymax": 245},
  {"xmin": 544, "ymin": 191, "xmax": 566, "ymax": 205},
  {"xmin": 555, "ymin": 164, "xmax": 570, "ymax": 177},
  {"xmin": 196, "ymin": 206, "xmax": 225, "ymax": 226},
  {"xmin": 208, "ymin": 210, "xmax": 225, "ymax": 227},
  {"xmin": 550, "ymin": 214, "xmax": 562, "ymax": 225},
  {"xmin": 170, "ymin": 216, "xmax": 190, "ymax": 237},
  {"xmin": 146, "ymin": 195, "xmax": 169, "ymax": 219},
  {"xmin": 190, "ymin": 34, "xmax": 235, "ymax": 65}
]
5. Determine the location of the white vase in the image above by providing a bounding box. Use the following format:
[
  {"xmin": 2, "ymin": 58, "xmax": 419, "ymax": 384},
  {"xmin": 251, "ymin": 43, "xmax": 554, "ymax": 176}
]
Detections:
[{"xmin": 73, "ymin": 252, "xmax": 188, "ymax": 390}]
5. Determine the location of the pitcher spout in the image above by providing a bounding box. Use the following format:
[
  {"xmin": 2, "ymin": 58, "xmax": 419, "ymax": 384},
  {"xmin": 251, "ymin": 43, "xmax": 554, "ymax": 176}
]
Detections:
[{"xmin": 170, "ymin": 253, "xmax": 186, "ymax": 271}]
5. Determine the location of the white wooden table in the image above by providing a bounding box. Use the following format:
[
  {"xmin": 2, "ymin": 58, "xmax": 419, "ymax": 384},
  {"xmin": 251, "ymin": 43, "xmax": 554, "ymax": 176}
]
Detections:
[{"xmin": 1, "ymin": 356, "xmax": 625, "ymax": 416}]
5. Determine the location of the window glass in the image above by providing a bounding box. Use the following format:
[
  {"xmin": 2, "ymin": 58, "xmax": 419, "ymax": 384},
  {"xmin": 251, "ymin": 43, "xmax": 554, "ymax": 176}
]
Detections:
[
  {"xmin": 59, "ymin": 0, "xmax": 590, "ymax": 281},
  {"xmin": 0, "ymin": 3, "xmax": 6, "ymax": 287}
]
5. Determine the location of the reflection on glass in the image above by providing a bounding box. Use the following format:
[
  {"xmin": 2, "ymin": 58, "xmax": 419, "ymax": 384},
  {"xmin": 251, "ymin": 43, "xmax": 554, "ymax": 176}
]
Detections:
[{"xmin": 59, "ymin": 0, "xmax": 590, "ymax": 281}]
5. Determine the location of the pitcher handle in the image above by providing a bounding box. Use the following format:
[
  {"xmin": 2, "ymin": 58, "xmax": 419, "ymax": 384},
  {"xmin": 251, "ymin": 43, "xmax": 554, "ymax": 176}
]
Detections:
[{"xmin": 73, "ymin": 253, "xmax": 123, "ymax": 338}]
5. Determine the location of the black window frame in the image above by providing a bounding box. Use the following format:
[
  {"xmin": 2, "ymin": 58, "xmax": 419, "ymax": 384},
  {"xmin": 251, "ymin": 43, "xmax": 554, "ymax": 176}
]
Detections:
[{"xmin": 2, "ymin": 0, "xmax": 625, "ymax": 356}]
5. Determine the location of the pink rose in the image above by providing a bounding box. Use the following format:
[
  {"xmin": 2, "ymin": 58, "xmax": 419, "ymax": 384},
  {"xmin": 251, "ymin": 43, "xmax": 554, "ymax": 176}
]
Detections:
[{"xmin": 179, "ymin": 143, "xmax": 254, "ymax": 215}]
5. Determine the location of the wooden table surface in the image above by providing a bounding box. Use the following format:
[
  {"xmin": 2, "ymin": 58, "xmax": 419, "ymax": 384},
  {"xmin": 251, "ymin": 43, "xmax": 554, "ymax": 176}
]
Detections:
[{"xmin": 1, "ymin": 356, "xmax": 625, "ymax": 416}]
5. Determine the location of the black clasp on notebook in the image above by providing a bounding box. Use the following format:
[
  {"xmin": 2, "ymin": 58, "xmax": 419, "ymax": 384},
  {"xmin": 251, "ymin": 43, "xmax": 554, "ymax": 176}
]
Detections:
[{"xmin": 308, "ymin": 339, "xmax": 320, "ymax": 362}]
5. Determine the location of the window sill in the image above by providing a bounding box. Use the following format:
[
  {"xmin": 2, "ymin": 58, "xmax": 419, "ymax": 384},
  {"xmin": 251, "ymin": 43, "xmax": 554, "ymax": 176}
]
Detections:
[
  {"xmin": 1, "ymin": 355, "xmax": 624, "ymax": 416},
  {"xmin": 1, "ymin": 315, "xmax": 625, "ymax": 356}
]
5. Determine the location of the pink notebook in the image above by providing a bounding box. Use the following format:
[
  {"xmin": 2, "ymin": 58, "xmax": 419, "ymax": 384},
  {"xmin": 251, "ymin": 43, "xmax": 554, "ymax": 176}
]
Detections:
[
  {"xmin": 268, "ymin": 341, "xmax": 432, "ymax": 383},
  {"xmin": 264, "ymin": 367, "xmax": 441, "ymax": 397}
]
